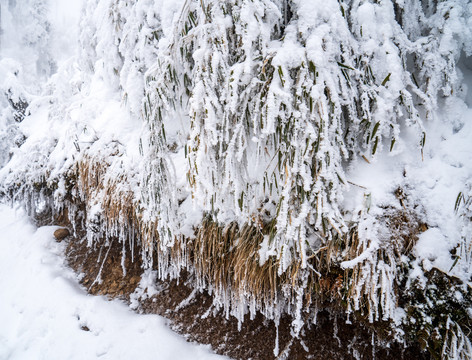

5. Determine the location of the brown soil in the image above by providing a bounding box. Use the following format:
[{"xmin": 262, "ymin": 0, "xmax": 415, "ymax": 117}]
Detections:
[
  {"xmin": 62, "ymin": 229, "xmax": 430, "ymax": 360},
  {"xmin": 66, "ymin": 236, "xmax": 142, "ymax": 298}
]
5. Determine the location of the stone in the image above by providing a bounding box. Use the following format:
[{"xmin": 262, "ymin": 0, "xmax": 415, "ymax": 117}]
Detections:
[{"xmin": 54, "ymin": 228, "xmax": 70, "ymax": 242}]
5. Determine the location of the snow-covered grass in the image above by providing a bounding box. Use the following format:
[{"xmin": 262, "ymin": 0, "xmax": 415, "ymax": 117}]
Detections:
[
  {"xmin": 1, "ymin": 0, "xmax": 472, "ymax": 358},
  {"xmin": 0, "ymin": 204, "xmax": 225, "ymax": 360}
]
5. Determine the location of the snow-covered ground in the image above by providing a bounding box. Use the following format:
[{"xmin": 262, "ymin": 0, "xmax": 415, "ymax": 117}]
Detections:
[{"xmin": 0, "ymin": 204, "xmax": 225, "ymax": 360}]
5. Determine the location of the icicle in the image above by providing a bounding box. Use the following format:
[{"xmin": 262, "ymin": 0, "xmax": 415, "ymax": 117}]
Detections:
[{"xmin": 273, "ymin": 323, "xmax": 279, "ymax": 358}]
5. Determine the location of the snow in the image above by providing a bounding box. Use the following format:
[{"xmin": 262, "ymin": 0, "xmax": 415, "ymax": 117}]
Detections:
[
  {"xmin": 1, "ymin": 0, "xmax": 472, "ymax": 355},
  {"xmin": 0, "ymin": 204, "xmax": 225, "ymax": 360},
  {"xmin": 415, "ymin": 228, "xmax": 451, "ymax": 272},
  {"xmin": 48, "ymin": 0, "xmax": 83, "ymax": 63}
]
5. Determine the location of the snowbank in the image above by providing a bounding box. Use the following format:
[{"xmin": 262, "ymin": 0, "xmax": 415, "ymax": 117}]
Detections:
[{"xmin": 0, "ymin": 204, "xmax": 224, "ymax": 360}]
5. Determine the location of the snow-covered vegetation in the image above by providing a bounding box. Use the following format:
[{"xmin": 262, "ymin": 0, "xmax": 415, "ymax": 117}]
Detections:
[{"xmin": 1, "ymin": 0, "xmax": 471, "ymax": 358}]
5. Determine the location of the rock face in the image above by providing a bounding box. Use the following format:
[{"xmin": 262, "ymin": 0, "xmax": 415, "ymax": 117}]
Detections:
[{"xmin": 53, "ymin": 228, "xmax": 70, "ymax": 242}]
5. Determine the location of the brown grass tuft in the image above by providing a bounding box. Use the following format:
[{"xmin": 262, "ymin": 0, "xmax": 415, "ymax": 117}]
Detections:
[{"xmin": 51, "ymin": 155, "xmax": 429, "ymax": 333}]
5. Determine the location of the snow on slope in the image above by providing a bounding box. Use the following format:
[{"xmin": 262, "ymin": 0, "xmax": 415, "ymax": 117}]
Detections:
[
  {"xmin": 0, "ymin": 1, "xmax": 471, "ymax": 356},
  {"xmin": 343, "ymin": 91, "xmax": 472, "ymax": 282},
  {"xmin": 0, "ymin": 204, "xmax": 225, "ymax": 360}
]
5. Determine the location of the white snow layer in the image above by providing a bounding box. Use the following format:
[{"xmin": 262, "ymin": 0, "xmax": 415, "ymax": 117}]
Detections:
[
  {"xmin": 0, "ymin": 204, "xmax": 225, "ymax": 360},
  {"xmin": 1, "ymin": 0, "xmax": 472, "ymax": 345}
]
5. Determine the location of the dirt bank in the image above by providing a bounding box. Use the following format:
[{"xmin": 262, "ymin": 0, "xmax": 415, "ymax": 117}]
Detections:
[{"xmin": 60, "ymin": 225, "xmax": 429, "ymax": 360}]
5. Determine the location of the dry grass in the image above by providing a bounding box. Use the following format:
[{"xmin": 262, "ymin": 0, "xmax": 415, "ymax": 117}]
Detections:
[
  {"xmin": 59, "ymin": 155, "xmax": 429, "ymax": 330},
  {"xmin": 2, "ymin": 151, "xmax": 441, "ymax": 353},
  {"xmin": 76, "ymin": 154, "xmax": 142, "ymax": 248},
  {"xmin": 340, "ymin": 206, "xmax": 426, "ymax": 322},
  {"xmin": 186, "ymin": 216, "xmax": 353, "ymax": 321},
  {"xmin": 72, "ymin": 155, "xmax": 377, "ymax": 321}
]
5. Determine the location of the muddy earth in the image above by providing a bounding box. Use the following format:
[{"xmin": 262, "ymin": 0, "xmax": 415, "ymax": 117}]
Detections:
[{"xmin": 62, "ymin": 229, "xmax": 429, "ymax": 360}]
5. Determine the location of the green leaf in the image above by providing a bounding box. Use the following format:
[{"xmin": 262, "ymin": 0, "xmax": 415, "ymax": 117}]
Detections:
[
  {"xmin": 337, "ymin": 62, "xmax": 354, "ymax": 70},
  {"xmin": 454, "ymin": 192, "xmax": 463, "ymax": 212},
  {"xmin": 381, "ymin": 73, "xmax": 391, "ymax": 86},
  {"xmin": 308, "ymin": 60, "xmax": 316, "ymax": 74},
  {"xmin": 278, "ymin": 66, "xmax": 285, "ymax": 87},
  {"xmin": 371, "ymin": 122, "xmax": 380, "ymax": 140},
  {"xmin": 412, "ymin": 73, "xmax": 419, "ymax": 88},
  {"xmin": 372, "ymin": 136, "xmax": 379, "ymax": 155},
  {"xmin": 308, "ymin": 61, "xmax": 317, "ymax": 84},
  {"xmin": 449, "ymin": 255, "xmax": 460, "ymax": 272},
  {"xmin": 161, "ymin": 123, "xmax": 166, "ymax": 142}
]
